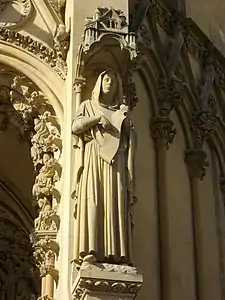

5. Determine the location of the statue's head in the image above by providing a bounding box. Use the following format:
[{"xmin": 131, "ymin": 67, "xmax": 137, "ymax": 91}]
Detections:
[
  {"xmin": 92, "ymin": 70, "xmax": 125, "ymax": 109},
  {"xmin": 101, "ymin": 71, "xmax": 118, "ymax": 99}
]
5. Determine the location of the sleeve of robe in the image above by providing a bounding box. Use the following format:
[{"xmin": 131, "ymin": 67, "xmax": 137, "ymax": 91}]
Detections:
[{"xmin": 71, "ymin": 101, "xmax": 86, "ymax": 199}]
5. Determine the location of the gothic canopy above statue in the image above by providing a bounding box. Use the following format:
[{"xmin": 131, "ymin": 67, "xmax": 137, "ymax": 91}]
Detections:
[{"xmin": 76, "ymin": 7, "xmax": 137, "ymax": 79}]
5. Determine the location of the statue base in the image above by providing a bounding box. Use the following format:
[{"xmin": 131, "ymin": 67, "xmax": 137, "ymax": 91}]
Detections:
[{"xmin": 71, "ymin": 260, "xmax": 143, "ymax": 300}]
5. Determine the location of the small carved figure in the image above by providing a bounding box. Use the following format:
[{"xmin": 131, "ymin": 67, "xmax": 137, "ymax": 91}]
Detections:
[
  {"xmin": 54, "ymin": 24, "xmax": 69, "ymax": 61},
  {"xmin": 72, "ymin": 70, "xmax": 136, "ymax": 265},
  {"xmin": 10, "ymin": 76, "xmax": 34, "ymax": 121},
  {"xmin": 35, "ymin": 197, "xmax": 57, "ymax": 231},
  {"xmin": 31, "ymin": 112, "xmax": 59, "ymax": 165},
  {"xmin": 33, "ymin": 153, "xmax": 58, "ymax": 197}
]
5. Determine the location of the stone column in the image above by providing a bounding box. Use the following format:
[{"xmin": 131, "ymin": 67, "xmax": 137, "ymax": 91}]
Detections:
[
  {"xmin": 33, "ymin": 234, "xmax": 59, "ymax": 300},
  {"xmin": 150, "ymin": 116, "xmax": 176, "ymax": 300},
  {"xmin": 185, "ymin": 148, "xmax": 208, "ymax": 300}
]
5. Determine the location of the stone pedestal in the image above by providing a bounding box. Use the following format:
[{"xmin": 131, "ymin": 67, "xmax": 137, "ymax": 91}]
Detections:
[{"xmin": 72, "ymin": 262, "xmax": 143, "ymax": 300}]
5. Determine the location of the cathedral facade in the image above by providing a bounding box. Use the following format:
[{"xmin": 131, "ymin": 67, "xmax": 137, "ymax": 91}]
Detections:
[{"xmin": 0, "ymin": 1, "xmax": 225, "ymax": 300}]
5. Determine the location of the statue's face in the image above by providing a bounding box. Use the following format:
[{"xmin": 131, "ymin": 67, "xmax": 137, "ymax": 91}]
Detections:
[{"xmin": 101, "ymin": 72, "xmax": 117, "ymax": 98}]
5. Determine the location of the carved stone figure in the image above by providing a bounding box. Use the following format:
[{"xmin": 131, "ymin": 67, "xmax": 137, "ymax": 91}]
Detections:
[
  {"xmin": 35, "ymin": 197, "xmax": 57, "ymax": 231},
  {"xmin": 54, "ymin": 24, "xmax": 70, "ymax": 61},
  {"xmin": 72, "ymin": 70, "xmax": 136, "ymax": 265},
  {"xmin": 33, "ymin": 153, "xmax": 58, "ymax": 197},
  {"xmin": 31, "ymin": 112, "xmax": 60, "ymax": 166}
]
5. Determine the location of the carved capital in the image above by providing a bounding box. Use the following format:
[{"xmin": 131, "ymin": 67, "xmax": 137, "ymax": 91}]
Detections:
[
  {"xmin": 191, "ymin": 108, "xmax": 216, "ymax": 148},
  {"xmin": 158, "ymin": 76, "xmax": 184, "ymax": 116},
  {"xmin": 150, "ymin": 116, "xmax": 176, "ymax": 148},
  {"xmin": 73, "ymin": 77, "xmax": 86, "ymax": 94},
  {"xmin": 72, "ymin": 262, "xmax": 143, "ymax": 300},
  {"xmin": 32, "ymin": 234, "xmax": 59, "ymax": 280},
  {"xmin": 185, "ymin": 149, "xmax": 209, "ymax": 179}
]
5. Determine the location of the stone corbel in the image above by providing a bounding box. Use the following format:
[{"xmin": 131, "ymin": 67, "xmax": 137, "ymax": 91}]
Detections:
[
  {"xmin": 150, "ymin": 116, "xmax": 176, "ymax": 149},
  {"xmin": 191, "ymin": 108, "xmax": 216, "ymax": 149},
  {"xmin": 185, "ymin": 149, "xmax": 209, "ymax": 180},
  {"xmin": 72, "ymin": 262, "xmax": 142, "ymax": 300}
]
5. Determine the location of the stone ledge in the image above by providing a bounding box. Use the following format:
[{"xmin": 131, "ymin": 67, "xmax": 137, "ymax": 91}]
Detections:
[{"xmin": 72, "ymin": 263, "xmax": 143, "ymax": 300}]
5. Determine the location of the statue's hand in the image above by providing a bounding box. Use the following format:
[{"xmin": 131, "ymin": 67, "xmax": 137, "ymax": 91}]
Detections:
[
  {"xmin": 99, "ymin": 115, "xmax": 111, "ymax": 131},
  {"xmin": 120, "ymin": 104, "xmax": 129, "ymax": 117}
]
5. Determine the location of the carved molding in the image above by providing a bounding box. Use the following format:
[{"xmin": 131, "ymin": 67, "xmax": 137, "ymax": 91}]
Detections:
[
  {"xmin": 150, "ymin": 116, "xmax": 176, "ymax": 148},
  {"xmin": 74, "ymin": 278, "xmax": 142, "ymax": 299},
  {"xmin": 185, "ymin": 149, "xmax": 209, "ymax": 179},
  {"xmin": 0, "ymin": 0, "xmax": 32, "ymax": 29},
  {"xmin": 0, "ymin": 28, "xmax": 67, "ymax": 79}
]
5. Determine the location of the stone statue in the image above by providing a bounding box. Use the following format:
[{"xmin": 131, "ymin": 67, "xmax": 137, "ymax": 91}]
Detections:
[
  {"xmin": 72, "ymin": 70, "xmax": 136, "ymax": 265},
  {"xmin": 35, "ymin": 197, "xmax": 57, "ymax": 231}
]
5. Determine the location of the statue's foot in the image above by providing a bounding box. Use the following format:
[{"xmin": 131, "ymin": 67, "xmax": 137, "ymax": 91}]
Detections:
[{"xmin": 83, "ymin": 254, "xmax": 97, "ymax": 263}]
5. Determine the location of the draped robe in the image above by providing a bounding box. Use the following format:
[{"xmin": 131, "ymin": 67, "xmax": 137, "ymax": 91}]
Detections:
[{"xmin": 72, "ymin": 72, "xmax": 136, "ymax": 264}]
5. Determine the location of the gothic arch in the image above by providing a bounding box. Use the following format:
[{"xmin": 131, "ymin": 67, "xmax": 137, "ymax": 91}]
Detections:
[
  {"xmin": 0, "ymin": 42, "xmax": 64, "ymax": 120},
  {"xmin": 0, "ymin": 60, "xmax": 63, "ymax": 298}
]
